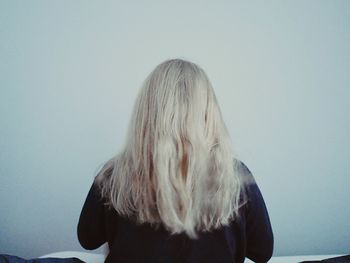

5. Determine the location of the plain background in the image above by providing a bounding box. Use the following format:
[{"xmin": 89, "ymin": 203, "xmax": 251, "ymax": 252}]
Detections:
[{"xmin": 1, "ymin": 0, "xmax": 349, "ymax": 259}]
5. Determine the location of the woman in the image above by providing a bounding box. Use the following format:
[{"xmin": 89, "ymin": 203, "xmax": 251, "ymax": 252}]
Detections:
[{"xmin": 77, "ymin": 58, "xmax": 273, "ymax": 263}]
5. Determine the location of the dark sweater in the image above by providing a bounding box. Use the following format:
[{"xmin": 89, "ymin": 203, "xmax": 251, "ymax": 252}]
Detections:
[{"xmin": 77, "ymin": 159, "xmax": 273, "ymax": 263}]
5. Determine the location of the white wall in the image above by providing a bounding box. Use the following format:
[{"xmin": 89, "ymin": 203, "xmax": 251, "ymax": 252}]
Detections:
[{"xmin": 1, "ymin": 0, "xmax": 349, "ymax": 259}]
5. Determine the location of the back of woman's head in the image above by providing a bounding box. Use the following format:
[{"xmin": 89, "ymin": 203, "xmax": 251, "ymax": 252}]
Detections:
[{"xmin": 95, "ymin": 58, "xmax": 243, "ymax": 239}]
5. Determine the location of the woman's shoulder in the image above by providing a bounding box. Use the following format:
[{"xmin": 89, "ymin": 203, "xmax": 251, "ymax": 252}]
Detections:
[
  {"xmin": 233, "ymin": 158, "xmax": 256, "ymax": 185},
  {"xmin": 233, "ymin": 157, "xmax": 264, "ymax": 212}
]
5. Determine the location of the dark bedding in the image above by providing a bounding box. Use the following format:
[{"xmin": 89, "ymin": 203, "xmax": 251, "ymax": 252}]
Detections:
[{"xmin": 0, "ymin": 255, "xmax": 85, "ymax": 263}]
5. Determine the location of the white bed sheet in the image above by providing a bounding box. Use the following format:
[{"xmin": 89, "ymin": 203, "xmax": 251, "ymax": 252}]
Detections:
[
  {"xmin": 246, "ymin": 254, "xmax": 344, "ymax": 262},
  {"xmin": 40, "ymin": 251, "xmax": 346, "ymax": 263},
  {"xmin": 40, "ymin": 251, "xmax": 105, "ymax": 263}
]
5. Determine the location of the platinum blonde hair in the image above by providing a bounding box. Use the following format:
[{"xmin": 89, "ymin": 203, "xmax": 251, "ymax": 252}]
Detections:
[{"xmin": 95, "ymin": 58, "xmax": 244, "ymax": 239}]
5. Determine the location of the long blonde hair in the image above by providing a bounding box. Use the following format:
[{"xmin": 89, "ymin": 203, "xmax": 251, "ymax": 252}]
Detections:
[{"xmin": 95, "ymin": 58, "xmax": 244, "ymax": 239}]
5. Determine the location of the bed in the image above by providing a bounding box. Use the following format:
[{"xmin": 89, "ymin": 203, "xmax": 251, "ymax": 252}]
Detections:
[{"xmin": 40, "ymin": 251, "xmax": 348, "ymax": 262}]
